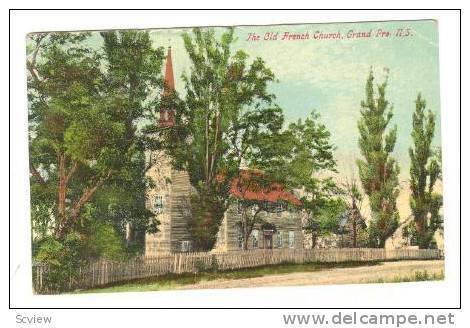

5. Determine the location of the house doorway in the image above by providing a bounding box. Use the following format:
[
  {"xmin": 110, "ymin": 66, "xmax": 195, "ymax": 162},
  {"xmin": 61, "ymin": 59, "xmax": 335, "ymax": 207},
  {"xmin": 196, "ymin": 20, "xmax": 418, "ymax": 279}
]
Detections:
[{"xmin": 263, "ymin": 230, "xmax": 274, "ymax": 249}]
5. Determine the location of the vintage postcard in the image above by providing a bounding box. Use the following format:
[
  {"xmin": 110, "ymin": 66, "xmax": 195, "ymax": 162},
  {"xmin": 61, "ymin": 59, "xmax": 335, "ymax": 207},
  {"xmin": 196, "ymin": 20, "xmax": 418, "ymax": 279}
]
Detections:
[{"xmin": 27, "ymin": 19, "xmax": 443, "ymax": 294}]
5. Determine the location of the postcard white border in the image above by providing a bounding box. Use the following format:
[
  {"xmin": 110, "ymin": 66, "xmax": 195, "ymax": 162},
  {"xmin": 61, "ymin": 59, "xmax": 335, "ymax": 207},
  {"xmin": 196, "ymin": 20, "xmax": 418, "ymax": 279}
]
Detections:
[{"xmin": 8, "ymin": 9, "xmax": 461, "ymax": 310}]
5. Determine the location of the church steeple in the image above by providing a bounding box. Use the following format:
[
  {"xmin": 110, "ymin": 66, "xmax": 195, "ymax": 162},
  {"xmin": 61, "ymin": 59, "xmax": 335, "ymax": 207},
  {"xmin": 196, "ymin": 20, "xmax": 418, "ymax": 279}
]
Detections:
[
  {"xmin": 163, "ymin": 46, "xmax": 175, "ymax": 95},
  {"xmin": 159, "ymin": 47, "xmax": 175, "ymax": 127}
]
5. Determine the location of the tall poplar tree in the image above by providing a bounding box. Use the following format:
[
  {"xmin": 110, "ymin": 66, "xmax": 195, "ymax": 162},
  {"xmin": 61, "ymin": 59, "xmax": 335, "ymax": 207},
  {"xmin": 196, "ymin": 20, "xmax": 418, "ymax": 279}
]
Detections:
[
  {"xmin": 409, "ymin": 94, "xmax": 442, "ymax": 248},
  {"xmin": 357, "ymin": 71, "xmax": 400, "ymax": 248}
]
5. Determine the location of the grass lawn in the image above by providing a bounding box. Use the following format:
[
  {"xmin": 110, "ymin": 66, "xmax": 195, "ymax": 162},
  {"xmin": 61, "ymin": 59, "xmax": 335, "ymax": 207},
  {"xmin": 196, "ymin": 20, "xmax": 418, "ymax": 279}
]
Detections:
[
  {"xmin": 365, "ymin": 269, "xmax": 444, "ymax": 284},
  {"xmin": 75, "ymin": 260, "xmax": 382, "ymax": 294}
]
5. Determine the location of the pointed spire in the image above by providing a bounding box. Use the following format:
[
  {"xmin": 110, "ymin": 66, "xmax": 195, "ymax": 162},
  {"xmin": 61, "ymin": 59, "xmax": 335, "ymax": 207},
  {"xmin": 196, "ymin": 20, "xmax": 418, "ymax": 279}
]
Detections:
[
  {"xmin": 163, "ymin": 46, "xmax": 175, "ymax": 96},
  {"xmin": 159, "ymin": 46, "xmax": 176, "ymax": 127}
]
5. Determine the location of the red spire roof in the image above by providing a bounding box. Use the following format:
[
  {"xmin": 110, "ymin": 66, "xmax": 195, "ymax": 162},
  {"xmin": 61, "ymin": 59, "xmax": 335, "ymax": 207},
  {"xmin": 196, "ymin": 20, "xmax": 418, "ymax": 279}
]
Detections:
[
  {"xmin": 159, "ymin": 47, "xmax": 176, "ymax": 127},
  {"xmin": 163, "ymin": 47, "xmax": 175, "ymax": 96}
]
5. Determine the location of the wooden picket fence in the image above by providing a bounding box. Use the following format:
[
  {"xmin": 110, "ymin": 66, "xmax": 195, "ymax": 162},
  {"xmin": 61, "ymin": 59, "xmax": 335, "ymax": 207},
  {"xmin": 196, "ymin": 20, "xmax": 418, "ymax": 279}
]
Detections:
[{"xmin": 32, "ymin": 248, "xmax": 441, "ymax": 294}]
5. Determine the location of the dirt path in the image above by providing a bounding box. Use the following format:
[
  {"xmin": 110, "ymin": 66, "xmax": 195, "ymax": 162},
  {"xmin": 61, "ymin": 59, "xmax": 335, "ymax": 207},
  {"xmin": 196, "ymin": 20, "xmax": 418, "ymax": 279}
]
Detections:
[{"xmin": 176, "ymin": 260, "xmax": 444, "ymax": 290}]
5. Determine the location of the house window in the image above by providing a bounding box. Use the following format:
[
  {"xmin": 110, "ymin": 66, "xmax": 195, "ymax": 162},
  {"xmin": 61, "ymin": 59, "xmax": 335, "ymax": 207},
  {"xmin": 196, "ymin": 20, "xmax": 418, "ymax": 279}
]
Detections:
[
  {"xmin": 154, "ymin": 195, "xmax": 164, "ymax": 214},
  {"xmin": 252, "ymin": 229, "xmax": 259, "ymax": 248},
  {"xmin": 275, "ymin": 202, "xmax": 284, "ymax": 213},
  {"xmin": 266, "ymin": 202, "xmax": 284, "ymax": 213},
  {"xmin": 277, "ymin": 230, "xmax": 283, "ymax": 248},
  {"xmin": 237, "ymin": 225, "xmax": 244, "ymax": 249},
  {"xmin": 288, "ymin": 231, "xmax": 295, "ymax": 248},
  {"xmin": 181, "ymin": 240, "xmax": 192, "ymax": 252}
]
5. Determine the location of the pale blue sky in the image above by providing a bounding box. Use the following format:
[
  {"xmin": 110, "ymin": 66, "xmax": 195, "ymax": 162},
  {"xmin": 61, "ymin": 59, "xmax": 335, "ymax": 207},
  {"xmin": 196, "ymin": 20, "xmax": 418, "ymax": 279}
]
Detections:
[{"xmin": 90, "ymin": 20, "xmax": 441, "ymax": 179}]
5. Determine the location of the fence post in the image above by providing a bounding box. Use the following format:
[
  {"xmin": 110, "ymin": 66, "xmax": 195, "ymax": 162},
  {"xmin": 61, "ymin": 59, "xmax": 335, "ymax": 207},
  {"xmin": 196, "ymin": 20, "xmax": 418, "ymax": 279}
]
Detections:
[{"xmin": 177, "ymin": 253, "xmax": 182, "ymax": 274}]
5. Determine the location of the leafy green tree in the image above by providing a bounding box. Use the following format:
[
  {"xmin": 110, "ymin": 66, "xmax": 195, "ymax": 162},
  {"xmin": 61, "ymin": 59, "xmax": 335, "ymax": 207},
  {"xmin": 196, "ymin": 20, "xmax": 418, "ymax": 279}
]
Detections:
[
  {"xmin": 251, "ymin": 111, "xmax": 336, "ymax": 185},
  {"xmin": 28, "ymin": 31, "xmax": 164, "ymax": 247},
  {"xmin": 242, "ymin": 110, "xmax": 338, "ymax": 248},
  {"xmin": 28, "ymin": 32, "xmax": 109, "ymax": 239},
  {"xmin": 280, "ymin": 112, "xmax": 338, "ymax": 248},
  {"xmin": 357, "ymin": 71, "xmax": 400, "ymax": 248},
  {"xmin": 304, "ymin": 194, "xmax": 346, "ymax": 248},
  {"xmin": 214, "ymin": 108, "xmax": 338, "ymax": 250},
  {"xmin": 232, "ymin": 112, "xmax": 338, "ymax": 250},
  {"xmin": 96, "ymin": 31, "xmax": 165, "ymax": 246},
  {"xmin": 161, "ymin": 28, "xmax": 278, "ymax": 250},
  {"xmin": 409, "ymin": 94, "xmax": 442, "ymax": 248}
]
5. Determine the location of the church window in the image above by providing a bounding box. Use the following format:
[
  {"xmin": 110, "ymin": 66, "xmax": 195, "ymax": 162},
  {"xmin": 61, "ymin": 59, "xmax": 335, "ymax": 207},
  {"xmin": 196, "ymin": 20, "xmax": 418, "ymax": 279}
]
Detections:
[
  {"xmin": 154, "ymin": 195, "xmax": 164, "ymax": 214},
  {"xmin": 181, "ymin": 240, "xmax": 192, "ymax": 252}
]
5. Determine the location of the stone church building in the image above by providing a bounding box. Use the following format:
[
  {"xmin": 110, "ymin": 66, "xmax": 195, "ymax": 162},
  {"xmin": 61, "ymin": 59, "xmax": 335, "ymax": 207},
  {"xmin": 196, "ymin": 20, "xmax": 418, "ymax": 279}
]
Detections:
[{"xmin": 144, "ymin": 47, "xmax": 304, "ymax": 257}]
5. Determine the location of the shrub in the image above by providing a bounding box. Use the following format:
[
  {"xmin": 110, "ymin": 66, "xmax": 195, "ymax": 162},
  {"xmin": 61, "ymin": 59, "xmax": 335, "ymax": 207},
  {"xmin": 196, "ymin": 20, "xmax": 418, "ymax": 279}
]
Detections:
[
  {"xmin": 85, "ymin": 220, "xmax": 126, "ymax": 261},
  {"xmin": 34, "ymin": 233, "xmax": 87, "ymax": 292},
  {"xmin": 193, "ymin": 255, "xmax": 219, "ymax": 273},
  {"xmin": 33, "ymin": 221, "xmax": 126, "ymax": 293}
]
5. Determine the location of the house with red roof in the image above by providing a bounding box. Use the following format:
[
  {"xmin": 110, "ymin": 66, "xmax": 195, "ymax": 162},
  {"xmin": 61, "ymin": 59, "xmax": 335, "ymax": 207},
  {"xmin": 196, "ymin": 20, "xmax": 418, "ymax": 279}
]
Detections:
[{"xmin": 213, "ymin": 170, "xmax": 304, "ymax": 252}]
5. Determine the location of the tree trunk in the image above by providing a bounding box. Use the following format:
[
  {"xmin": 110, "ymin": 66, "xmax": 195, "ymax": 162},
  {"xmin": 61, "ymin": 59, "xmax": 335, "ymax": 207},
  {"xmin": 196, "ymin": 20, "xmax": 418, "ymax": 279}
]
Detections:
[
  {"xmin": 205, "ymin": 112, "xmax": 210, "ymax": 184},
  {"xmin": 30, "ymin": 163, "xmax": 46, "ymax": 184},
  {"xmin": 208, "ymin": 110, "xmax": 221, "ymax": 183},
  {"xmin": 189, "ymin": 193, "xmax": 225, "ymax": 251},
  {"xmin": 242, "ymin": 211, "xmax": 250, "ymax": 250},
  {"xmin": 311, "ymin": 231, "xmax": 317, "ymax": 249},
  {"xmin": 58, "ymin": 153, "xmax": 67, "ymax": 223},
  {"xmin": 352, "ymin": 219, "xmax": 357, "ymax": 248},
  {"xmin": 378, "ymin": 237, "xmax": 386, "ymax": 248},
  {"xmin": 241, "ymin": 208, "xmax": 259, "ymax": 251},
  {"xmin": 352, "ymin": 202, "xmax": 358, "ymax": 248},
  {"xmin": 243, "ymin": 232, "xmax": 249, "ymax": 250},
  {"xmin": 56, "ymin": 171, "xmax": 111, "ymax": 239}
]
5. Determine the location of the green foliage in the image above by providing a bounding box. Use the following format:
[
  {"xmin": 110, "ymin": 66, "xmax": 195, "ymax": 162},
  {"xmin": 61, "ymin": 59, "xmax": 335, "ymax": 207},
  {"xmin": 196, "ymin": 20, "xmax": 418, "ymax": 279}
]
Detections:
[
  {"xmin": 33, "ymin": 220, "xmax": 127, "ymax": 293},
  {"xmin": 194, "ymin": 255, "xmax": 219, "ymax": 273},
  {"xmin": 339, "ymin": 179, "xmax": 369, "ymax": 248},
  {"xmin": 34, "ymin": 232, "xmax": 87, "ymax": 292},
  {"xmin": 159, "ymin": 27, "xmax": 280, "ymax": 250},
  {"xmin": 28, "ymin": 32, "xmax": 104, "ymax": 236},
  {"xmin": 273, "ymin": 111, "xmax": 338, "ymax": 247},
  {"xmin": 370, "ymin": 270, "xmax": 444, "ymax": 284},
  {"xmin": 305, "ymin": 198, "xmax": 346, "ymax": 237},
  {"xmin": 85, "ymin": 220, "xmax": 127, "ymax": 261},
  {"xmin": 250, "ymin": 111, "xmax": 336, "ymax": 184},
  {"xmin": 357, "ymin": 70, "xmax": 400, "ymax": 247},
  {"xmin": 229, "ymin": 110, "xmax": 338, "ymax": 249},
  {"xmin": 28, "ymin": 31, "xmax": 164, "ymax": 250},
  {"xmin": 189, "ymin": 192, "xmax": 226, "ymax": 251},
  {"xmin": 409, "ymin": 94, "xmax": 443, "ymax": 248},
  {"xmin": 402, "ymin": 221, "xmax": 418, "ymax": 246}
]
